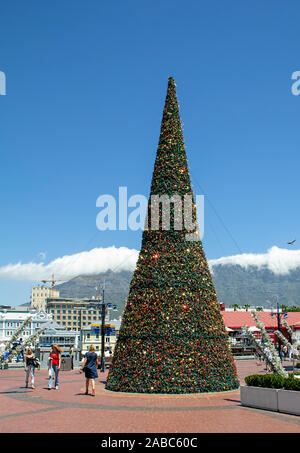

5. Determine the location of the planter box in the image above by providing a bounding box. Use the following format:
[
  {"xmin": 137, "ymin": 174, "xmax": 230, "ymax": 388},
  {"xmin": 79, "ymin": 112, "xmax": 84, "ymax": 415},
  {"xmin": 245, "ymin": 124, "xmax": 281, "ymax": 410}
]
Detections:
[
  {"xmin": 240, "ymin": 386, "xmax": 278, "ymax": 411},
  {"xmin": 240, "ymin": 386, "xmax": 300, "ymax": 416},
  {"xmin": 278, "ymin": 389, "xmax": 300, "ymax": 416}
]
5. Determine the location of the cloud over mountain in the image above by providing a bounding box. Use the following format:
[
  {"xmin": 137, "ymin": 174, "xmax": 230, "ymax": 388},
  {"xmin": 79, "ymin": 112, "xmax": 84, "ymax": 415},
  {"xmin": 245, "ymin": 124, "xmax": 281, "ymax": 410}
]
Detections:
[
  {"xmin": 0, "ymin": 245, "xmax": 300, "ymax": 281},
  {"xmin": 0, "ymin": 246, "xmax": 139, "ymax": 281},
  {"xmin": 209, "ymin": 246, "xmax": 300, "ymax": 275}
]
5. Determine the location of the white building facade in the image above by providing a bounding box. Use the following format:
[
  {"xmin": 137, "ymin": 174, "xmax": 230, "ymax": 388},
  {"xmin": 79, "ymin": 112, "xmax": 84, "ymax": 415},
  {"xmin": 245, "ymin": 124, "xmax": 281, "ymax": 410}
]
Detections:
[{"xmin": 0, "ymin": 309, "xmax": 53, "ymax": 344}]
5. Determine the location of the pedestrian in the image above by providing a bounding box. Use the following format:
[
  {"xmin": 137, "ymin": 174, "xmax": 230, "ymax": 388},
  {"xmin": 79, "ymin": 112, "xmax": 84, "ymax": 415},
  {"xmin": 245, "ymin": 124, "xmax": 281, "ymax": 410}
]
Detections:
[
  {"xmin": 0, "ymin": 341, "xmax": 5, "ymax": 357},
  {"xmin": 24, "ymin": 347, "xmax": 39, "ymax": 389},
  {"xmin": 255, "ymin": 350, "xmax": 262, "ymax": 365},
  {"xmin": 264, "ymin": 347, "xmax": 272, "ymax": 372},
  {"xmin": 80, "ymin": 344, "xmax": 98, "ymax": 396},
  {"xmin": 48, "ymin": 344, "xmax": 62, "ymax": 390},
  {"xmin": 17, "ymin": 338, "xmax": 24, "ymax": 362},
  {"xmin": 47, "ymin": 356, "xmax": 52, "ymax": 377},
  {"xmin": 69, "ymin": 345, "xmax": 74, "ymax": 370}
]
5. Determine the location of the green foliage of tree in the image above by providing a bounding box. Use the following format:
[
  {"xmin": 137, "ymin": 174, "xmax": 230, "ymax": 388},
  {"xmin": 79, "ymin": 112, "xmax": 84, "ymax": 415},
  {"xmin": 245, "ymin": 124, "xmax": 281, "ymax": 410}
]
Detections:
[{"xmin": 106, "ymin": 78, "xmax": 239, "ymax": 394}]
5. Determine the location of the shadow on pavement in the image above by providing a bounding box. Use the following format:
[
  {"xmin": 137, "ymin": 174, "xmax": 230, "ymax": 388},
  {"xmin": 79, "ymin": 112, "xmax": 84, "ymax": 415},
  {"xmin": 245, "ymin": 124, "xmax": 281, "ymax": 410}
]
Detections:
[
  {"xmin": 75, "ymin": 392, "xmax": 94, "ymax": 397},
  {"xmin": 0, "ymin": 390, "xmax": 28, "ymax": 394}
]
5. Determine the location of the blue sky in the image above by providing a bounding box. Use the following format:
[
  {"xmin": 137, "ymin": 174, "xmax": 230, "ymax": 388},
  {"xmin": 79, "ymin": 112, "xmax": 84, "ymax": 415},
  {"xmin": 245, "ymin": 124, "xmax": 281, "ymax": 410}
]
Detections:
[{"xmin": 1, "ymin": 1, "xmax": 300, "ymax": 306}]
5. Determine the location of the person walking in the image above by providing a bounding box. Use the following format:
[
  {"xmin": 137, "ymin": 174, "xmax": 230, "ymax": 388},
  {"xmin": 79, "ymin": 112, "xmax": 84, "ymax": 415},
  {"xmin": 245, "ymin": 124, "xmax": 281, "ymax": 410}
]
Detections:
[
  {"xmin": 264, "ymin": 346, "xmax": 272, "ymax": 372},
  {"xmin": 80, "ymin": 344, "xmax": 98, "ymax": 396},
  {"xmin": 17, "ymin": 338, "xmax": 24, "ymax": 363},
  {"xmin": 24, "ymin": 347, "xmax": 39, "ymax": 389},
  {"xmin": 48, "ymin": 344, "xmax": 62, "ymax": 390},
  {"xmin": 69, "ymin": 345, "xmax": 74, "ymax": 370}
]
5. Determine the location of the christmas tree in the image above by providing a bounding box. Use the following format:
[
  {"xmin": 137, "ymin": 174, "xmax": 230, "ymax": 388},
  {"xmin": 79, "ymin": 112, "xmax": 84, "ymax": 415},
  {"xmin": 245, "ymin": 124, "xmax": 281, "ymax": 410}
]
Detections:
[{"xmin": 106, "ymin": 77, "xmax": 239, "ymax": 393}]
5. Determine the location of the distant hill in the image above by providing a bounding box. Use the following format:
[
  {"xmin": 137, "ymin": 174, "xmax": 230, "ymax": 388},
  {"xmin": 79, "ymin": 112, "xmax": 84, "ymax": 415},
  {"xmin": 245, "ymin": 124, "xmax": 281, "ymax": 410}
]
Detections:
[
  {"xmin": 211, "ymin": 264, "xmax": 300, "ymax": 308},
  {"xmin": 56, "ymin": 270, "xmax": 132, "ymax": 316},
  {"xmin": 55, "ymin": 264, "xmax": 300, "ymax": 316}
]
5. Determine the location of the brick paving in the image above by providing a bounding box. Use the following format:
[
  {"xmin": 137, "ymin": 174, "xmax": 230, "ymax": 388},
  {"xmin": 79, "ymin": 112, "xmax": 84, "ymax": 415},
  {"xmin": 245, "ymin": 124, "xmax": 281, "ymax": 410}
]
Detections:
[{"xmin": 0, "ymin": 359, "xmax": 299, "ymax": 433}]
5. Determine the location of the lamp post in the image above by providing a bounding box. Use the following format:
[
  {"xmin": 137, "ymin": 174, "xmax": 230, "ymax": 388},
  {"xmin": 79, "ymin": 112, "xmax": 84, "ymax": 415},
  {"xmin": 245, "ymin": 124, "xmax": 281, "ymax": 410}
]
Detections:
[
  {"xmin": 94, "ymin": 282, "xmax": 118, "ymax": 372},
  {"xmin": 73, "ymin": 305, "xmax": 86, "ymax": 351},
  {"xmin": 271, "ymin": 302, "xmax": 288, "ymax": 361}
]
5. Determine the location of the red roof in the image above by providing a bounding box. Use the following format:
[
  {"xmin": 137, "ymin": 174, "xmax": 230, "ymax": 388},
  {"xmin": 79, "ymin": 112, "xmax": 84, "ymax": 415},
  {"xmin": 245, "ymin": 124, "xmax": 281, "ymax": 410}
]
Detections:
[{"xmin": 221, "ymin": 311, "xmax": 300, "ymax": 330}]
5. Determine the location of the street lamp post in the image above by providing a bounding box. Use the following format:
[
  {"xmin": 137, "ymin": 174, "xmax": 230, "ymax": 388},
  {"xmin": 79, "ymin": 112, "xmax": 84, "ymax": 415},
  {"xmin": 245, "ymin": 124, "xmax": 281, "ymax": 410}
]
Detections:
[
  {"xmin": 95, "ymin": 282, "xmax": 118, "ymax": 372},
  {"xmin": 100, "ymin": 301, "xmax": 106, "ymax": 372},
  {"xmin": 271, "ymin": 302, "xmax": 288, "ymax": 361}
]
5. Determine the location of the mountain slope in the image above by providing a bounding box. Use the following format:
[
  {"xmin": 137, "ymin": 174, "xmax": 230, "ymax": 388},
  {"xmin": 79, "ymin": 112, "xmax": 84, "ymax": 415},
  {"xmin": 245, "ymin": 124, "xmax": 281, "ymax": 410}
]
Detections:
[{"xmin": 55, "ymin": 264, "xmax": 300, "ymax": 315}]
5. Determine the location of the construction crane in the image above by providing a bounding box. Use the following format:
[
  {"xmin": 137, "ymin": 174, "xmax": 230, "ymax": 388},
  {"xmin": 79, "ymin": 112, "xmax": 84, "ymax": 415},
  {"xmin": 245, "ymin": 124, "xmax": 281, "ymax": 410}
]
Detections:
[{"xmin": 41, "ymin": 273, "xmax": 107, "ymax": 287}]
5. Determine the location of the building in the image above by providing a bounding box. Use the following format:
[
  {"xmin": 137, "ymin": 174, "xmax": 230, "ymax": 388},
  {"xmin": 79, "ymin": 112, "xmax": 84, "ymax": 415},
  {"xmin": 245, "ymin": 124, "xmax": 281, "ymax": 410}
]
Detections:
[
  {"xmin": 221, "ymin": 310, "xmax": 300, "ymax": 338},
  {"xmin": 0, "ymin": 308, "xmax": 53, "ymax": 345},
  {"xmin": 35, "ymin": 320, "xmax": 81, "ymax": 369},
  {"xmin": 46, "ymin": 297, "xmax": 108, "ymax": 332},
  {"xmin": 31, "ymin": 286, "xmax": 59, "ymax": 311},
  {"xmin": 221, "ymin": 310, "xmax": 300, "ymax": 356},
  {"xmin": 81, "ymin": 322, "xmax": 117, "ymax": 355},
  {"xmin": 37, "ymin": 319, "xmax": 79, "ymax": 349}
]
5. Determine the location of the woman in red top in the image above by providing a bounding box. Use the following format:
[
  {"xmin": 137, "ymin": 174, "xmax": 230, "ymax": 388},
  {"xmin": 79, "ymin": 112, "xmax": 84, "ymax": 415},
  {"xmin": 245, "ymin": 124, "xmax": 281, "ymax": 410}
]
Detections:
[{"xmin": 48, "ymin": 344, "xmax": 62, "ymax": 390}]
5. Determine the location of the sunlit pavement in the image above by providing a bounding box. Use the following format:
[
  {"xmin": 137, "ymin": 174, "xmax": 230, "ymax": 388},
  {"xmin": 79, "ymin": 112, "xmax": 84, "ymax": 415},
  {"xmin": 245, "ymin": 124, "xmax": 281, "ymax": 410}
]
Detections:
[{"xmin": 0, "ymin": 359, "xmax": 299, "ymax": 433}]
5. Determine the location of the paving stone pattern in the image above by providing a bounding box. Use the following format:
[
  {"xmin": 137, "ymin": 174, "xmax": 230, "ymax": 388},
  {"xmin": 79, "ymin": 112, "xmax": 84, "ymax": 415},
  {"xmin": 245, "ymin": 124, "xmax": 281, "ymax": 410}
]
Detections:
[{"xmin": 0, "ymin": 359, "xmax": 300, "ymax": 433}]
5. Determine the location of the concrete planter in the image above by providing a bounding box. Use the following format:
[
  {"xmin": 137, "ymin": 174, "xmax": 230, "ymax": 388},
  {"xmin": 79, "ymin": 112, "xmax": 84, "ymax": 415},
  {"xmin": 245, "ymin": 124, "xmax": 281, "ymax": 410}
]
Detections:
[
  {"xmin": 240, "ymin": 386, "xmax": 300, "ymax": 416},
  {"xmin": 278, "ymin": 389, "xmax": 300, "ymax": 416},
  {"xmin": 240, "ymin": 386, "xmax": 278, "ymax": 411}
]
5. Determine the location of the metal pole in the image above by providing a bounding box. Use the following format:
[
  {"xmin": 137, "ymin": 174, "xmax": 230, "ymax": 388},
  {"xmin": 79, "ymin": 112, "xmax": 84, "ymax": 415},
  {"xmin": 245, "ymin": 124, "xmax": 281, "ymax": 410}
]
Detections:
[
  {"xmin": 292, "ymin": 325, "xmax": 295, "ymax": 371},
  {"xmin": 80, "ymin": 308, "xmax": 82, "ymax": 351},
  {"xmin": 101, "ymin": 304, "xmax": 106, "ymax": 372},
  {"xmin": 100, "ymin": 285, "xmax": 106, "ymax": 372},
  {"xmin": 276, "ymin": 303, "xmax": 282, "ymax": 361}
]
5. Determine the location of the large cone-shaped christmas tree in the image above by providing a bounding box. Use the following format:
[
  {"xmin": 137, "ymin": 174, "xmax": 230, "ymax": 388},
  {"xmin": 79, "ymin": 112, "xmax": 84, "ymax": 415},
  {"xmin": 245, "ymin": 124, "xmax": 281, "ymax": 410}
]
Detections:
[{"xmin": 106, "ymin": 77, "xmax": 239, "ymax": 393}]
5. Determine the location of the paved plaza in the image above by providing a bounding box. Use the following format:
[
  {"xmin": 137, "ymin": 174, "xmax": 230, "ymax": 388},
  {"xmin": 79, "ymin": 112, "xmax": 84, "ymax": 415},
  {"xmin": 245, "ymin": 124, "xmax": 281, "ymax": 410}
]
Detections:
[{"xmin": 0, "ymin": 359, "xmax": 299, "ymax": 434}]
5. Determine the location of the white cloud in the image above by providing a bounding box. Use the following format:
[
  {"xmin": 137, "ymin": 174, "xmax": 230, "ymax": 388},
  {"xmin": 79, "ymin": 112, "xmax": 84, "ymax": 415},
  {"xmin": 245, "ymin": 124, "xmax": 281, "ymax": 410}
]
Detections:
[
  {"xmin": 0, "ymin": 246, "xmax": 139, "ymax": 282},
  {"xmin": 1, "ymin": 245, "xmax": 300, "ymax": 282},
  {"xmin": 209, "ymin": 246, "xmax": 300, "ymax": 275}
]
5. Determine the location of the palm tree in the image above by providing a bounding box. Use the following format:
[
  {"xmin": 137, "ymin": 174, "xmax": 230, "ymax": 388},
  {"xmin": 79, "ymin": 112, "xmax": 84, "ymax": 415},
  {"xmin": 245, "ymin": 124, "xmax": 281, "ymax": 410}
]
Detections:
[{"xmin": 230, "ymin": 304, "xmax": 240, "ymax": 311}]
